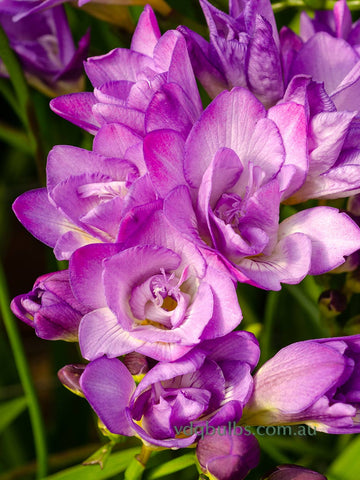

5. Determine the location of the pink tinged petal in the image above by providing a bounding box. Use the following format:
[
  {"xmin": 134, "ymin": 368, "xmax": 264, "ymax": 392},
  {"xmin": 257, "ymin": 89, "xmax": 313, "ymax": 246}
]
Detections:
[
  {"xmin": 279, "ymin": 207, "xmax": 360, "ymax": 274},
  {"xmin": 177, "ymin": 25, "xmax": 228, "ymax": 99},
  {"xmin": 130, "ymin": 6, "xmax": 161, "ymax": 56},
  {"xmin": 70, "ymin": 243, "xmax": 122, "ymax": 309},
  {"xmin": 136, "ymin": 340, "xmax": 193, "ymax": 362},
  {"xmin": 154, "ymin": 31, "xmax": 202, "ymax": 111},
  {"xmin": 53, "ymin": 230, "xmax": 100, "ymax": 261},
  {"xmin": 235, "ymin": 232, "xmax": 312, "ymax": 291},
  {"xmin": 250, "ymin": 342, "xmax": 346, "ymax": 414},
  {"xmin": 333, "ymin": 0, "xmax": 353, "ymax": 39},
  {"xmin": 244, "ymin": 118, "xmax": 285, "ymax": 181},
  {"xmin": 80, "ymin": 357, "xmax": 136, "ymax": 436},
  {"xmin": 280, "ymin": 27, "xmax": 303, "ymax": 86},
  {"xmin": 330, "ymin": 60, "xmax": 360, "ymax": 110},
  {"xmin": 116, "ymin": 199, "xmax": 163, "ymax": 245},
  {"xmin": 267, "ymin": 102, "xmax": 308, "ymax": 199},
  {"xmin": 103, "ymin": 246, "xmax": 181, "ymax": 329},
  {"xmin": 47, "ymin": 145, "xmax": 138, "ymax": 191},
  {"xmin": 84, "ymin": 49, "xmax": 154, "ymax": 87},
  {"xmin": 80, "ymin": 196, "xmax": 125, "ymax": 240},
  {"xmin": 247, "ymin": 15, "xmax": 284, "ymax": 107},
  {"xmin": 200, "ymin": 266, "xmax": 242, "ymax": 340},
  {"xmin": 281, "ymin": 74, "xmax": 336, "ymax": 117},
  {"xmin": 93, "ymin": 123, "xmax": 142, "ymax": 159},
  {"xmin": 50, "ymin": 93, "xmax": 100, "ymax": 134},
  {"xmin": 79, "ymin": 308, "xmax": 144, "ymax": 360},
  {"xmin": 184, "ymin": 87, "xmax": 266, "ymax": 188},
  {"xmin": 135, "ymin": 349, "xmax": 207, "ymax": 397},
  {"xmin": 197, "ymin": 147, "xmax": 243, "ymax": 245},
  {"xmin": 94, "ymin": 81, "xmax": 132, "ymax": 105},
  {"xmin": 12, "ymin": 189, "xmax": 74, "ymax": 249},
  {"xmin": 146, "ymin": 83, "xmax": 202, "ymax": 138},
  {"xmin": 290, "ymin": 33, "xmax": 360, "ymax": 95},
  {"xmin": 307, "ymin": 111, "xmax": 357, "ymax": 175},
  {"xmin": 289, "ymin": 156, "xmax": 360, "ymax": 202},
  {"xmin": 144, "ymin": 130, "xmax": 186, "ymax": 197},
  {"xmin": 92, "ymin": 103, "xmax": 145, "ymax": 135},
  {"xmin": 164, "ymin": 186, "xmax": 204, "ymax": 245},
  {"xmin": 230, "ymin": 0, "xmax": 280, "ymax": 47}
]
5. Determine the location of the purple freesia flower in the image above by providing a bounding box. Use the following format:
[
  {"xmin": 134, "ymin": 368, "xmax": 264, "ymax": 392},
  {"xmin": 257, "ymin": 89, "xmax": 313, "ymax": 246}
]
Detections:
[
  {"xmin": 242, "ymin": 335, "xmax": 360, "ymax": 433},
  {"xmin": 262, "ymin": 464, "xmax": 327, "ymax": 480},
  {"xmin": 50, "ymin": 5, "xmax": 202, "ymax": 137},
  {"xmin": 281, "ymin": 76, "xmax": 360, "ymax": 203},
  {"xmin": 70, "ymin": 211, "xmax": 242, "ymax": 362},
  {"xmin": 179, "ymin": 0, "xmax": 283, "ymax": 107},
  {"xmin": 160, "ymin": 87, "xmax": 360, "ymax": 290},
  {"xmin": 0, "ymin": 1, "xmax": 89, "ymax": 96},
  {"xmin": 196, "ymin": 429, "xmax": 260, "ymax": 480},
  {"xmin": 281, "ymin": 0, "xmax": 360, "ymax": 112},
  {"xmin": 79, "ymin": 331, "xmax": 260, "ymax": 448},
  {"xmin": 12, "ymin": 137, "xmax": 157, "ymax": 260},
  {"xmin": 10, "ymin": 270, "xmax": 89, "ymax": 341}
]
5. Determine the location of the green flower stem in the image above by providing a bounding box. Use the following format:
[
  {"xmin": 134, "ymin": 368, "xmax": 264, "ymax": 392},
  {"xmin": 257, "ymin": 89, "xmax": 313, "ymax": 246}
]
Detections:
[
  {"xmin": 0, "ymin": 26, "xmax": 45, "ymax": 185},
  {"xmin": 0, "ymin": 262, "xmax": 47, "ymax": 478}
]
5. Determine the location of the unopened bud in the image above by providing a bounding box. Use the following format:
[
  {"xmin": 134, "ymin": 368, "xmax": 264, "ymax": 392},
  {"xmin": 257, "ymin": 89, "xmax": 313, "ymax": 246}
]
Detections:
[{"xmin": 58, "ymin": 364, "xmax": 86, "ymax": 397}]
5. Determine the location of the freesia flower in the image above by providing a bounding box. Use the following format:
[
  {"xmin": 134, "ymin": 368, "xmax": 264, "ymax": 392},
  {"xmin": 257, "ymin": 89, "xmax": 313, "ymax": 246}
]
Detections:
[
  {"xmin": 178, "ymin": 0, "xmax": 283, "ymax": 107},
  {"xmin": 10, "ymin": 270, "xmax": 89, "ymax": 341},
  {"xmin": 79, "ymin": 331, "xmax": 260, "ymax": 447},
  {"xmin": 0, "ymin": 1, "xmax": 89, "ymax": 96},
  {"xmin": 196, "ymin": 429, "xmax": 260, "ymax": 480},
  {"xmin": 70, "ymin": 211, "xmax": 242, "ymax": 362},
  {"xmin": 50, "ymin": 5, "xmax": 202, "ymax": 138},
  {"xmin": 12, "ymin": 139, "xmax": 156, "ymax": 260},
  {"xmin": 242, "ymin": 335, "xmax": 360, "ymax": 433},
  {"xmin": 281, "ymin": 76, "xmax": 360, "ymax": 203},
  {"xmin": 281, "ymin": 0, "xmax": 360, "ymax": 112},
  {"xmin": 161, "ymin": 87, "xmax": 360, "ymax": 290}
]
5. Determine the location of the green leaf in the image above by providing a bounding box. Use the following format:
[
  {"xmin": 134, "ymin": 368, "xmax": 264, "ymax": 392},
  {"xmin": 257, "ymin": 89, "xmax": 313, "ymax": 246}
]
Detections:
[
  {"xmin": 44, "ymin": 447, "xmax": 141, "ymax": 480},
  {"xmin": 0, "ymin": 261, "xmax": 48, "ymax": 478},
  {"xmin": 0, "ymin": 396, "xmax": 27, "ymax": 434},
  {"xmin": 147, "ymin": 453, "xmax": 196, "ymax": 479},
  {"xmin": 327, "ymin": 435, "xmax": 360, "ymax": 480}
]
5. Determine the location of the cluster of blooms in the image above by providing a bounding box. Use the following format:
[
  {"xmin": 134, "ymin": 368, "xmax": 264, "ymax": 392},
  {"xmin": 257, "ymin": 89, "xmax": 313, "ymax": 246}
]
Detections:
[{"xmin": 10, "ymin": 0, "xmax": 360, "ymax": 478}]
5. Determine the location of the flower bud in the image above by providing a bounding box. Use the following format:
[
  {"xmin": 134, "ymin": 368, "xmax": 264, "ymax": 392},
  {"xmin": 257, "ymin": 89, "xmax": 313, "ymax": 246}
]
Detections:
[
  {"xmin": 11, "ymin": 270, "xmax": 89, "ymax": 341},
  {"xmin": 262, "ymin": 464, "xmax": 327, "ymax": 479},
  {"xmin": 58, "ymin": 364, "xmax": 86, "ymax": 397},
  {"xmin": 196, "ymin": 430, "xmax": 260, "ymax": 480}
]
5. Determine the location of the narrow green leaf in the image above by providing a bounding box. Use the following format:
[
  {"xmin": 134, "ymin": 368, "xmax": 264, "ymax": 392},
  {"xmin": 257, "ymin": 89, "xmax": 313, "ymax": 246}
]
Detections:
[
  {"xmin": 0, "ymin": 261, "xmax": 47, "ymax": 478},
  {"xmin": 327, "ymin": 435, "xmax": 360, "ymax": 480},
  {"xmin": 0, "ymin": 396, "xmax": 27, "ymax": 433},
  {"xmin": 147, "ymin": 453, "xmax": 196, "ymax": 479},
  {"xmin": 0, "ymin": 26, "xmax": 29, "ymax": 124},
  {"xmin": 45, "ymin": 447, "xmax": 140, "ymax": 480}
]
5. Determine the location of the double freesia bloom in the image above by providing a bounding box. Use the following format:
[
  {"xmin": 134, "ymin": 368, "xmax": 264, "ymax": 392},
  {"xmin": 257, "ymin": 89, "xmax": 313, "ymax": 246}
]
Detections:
[{"xmin": 9, "ymin": 0, "xmax": 360, "ymax": 478}]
